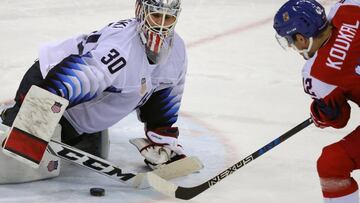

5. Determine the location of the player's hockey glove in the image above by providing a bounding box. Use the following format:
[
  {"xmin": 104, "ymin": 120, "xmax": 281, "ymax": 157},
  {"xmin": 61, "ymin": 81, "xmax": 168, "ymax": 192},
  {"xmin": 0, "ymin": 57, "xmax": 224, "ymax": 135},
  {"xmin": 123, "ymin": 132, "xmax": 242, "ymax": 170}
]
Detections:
[
  {"xmin": 129, "ymin": 127, "xmax": 185, "ymax": 170},
  {"xmin": 310, "ymin": 98, "xmax": 349, "ymax": 129}
]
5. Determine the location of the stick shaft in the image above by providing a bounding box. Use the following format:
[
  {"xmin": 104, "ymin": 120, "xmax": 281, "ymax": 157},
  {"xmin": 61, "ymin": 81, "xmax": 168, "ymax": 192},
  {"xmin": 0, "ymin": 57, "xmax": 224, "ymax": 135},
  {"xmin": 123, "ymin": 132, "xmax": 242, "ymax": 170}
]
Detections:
[{"xmin": 175, "ymin": 118, "xmax": 313, "ymax": 200}]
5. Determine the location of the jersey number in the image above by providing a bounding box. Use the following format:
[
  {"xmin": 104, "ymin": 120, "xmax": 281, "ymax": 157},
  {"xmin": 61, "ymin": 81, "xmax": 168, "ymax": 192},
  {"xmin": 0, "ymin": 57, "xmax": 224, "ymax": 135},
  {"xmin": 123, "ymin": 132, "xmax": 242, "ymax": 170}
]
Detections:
[
  {"xmin": 101, "ymin": 49, "xmax": 126, "ymax": 74},
  {"xmin": 302, "ymin": 78, "xmax": 316, "ymax": 97}
]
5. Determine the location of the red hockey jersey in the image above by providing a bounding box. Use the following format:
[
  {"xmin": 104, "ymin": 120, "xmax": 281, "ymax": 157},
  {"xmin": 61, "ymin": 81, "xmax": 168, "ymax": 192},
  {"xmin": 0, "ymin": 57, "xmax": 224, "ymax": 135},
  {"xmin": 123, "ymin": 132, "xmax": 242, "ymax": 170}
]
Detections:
[{"xmin": 302, "ymin": 1, "xmax": 360, "ymax": 128}]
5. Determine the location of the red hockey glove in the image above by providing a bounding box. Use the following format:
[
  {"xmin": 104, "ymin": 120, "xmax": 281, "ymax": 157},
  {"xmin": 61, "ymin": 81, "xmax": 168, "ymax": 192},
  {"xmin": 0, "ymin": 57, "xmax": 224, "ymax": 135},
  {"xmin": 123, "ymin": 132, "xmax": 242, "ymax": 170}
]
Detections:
[{"xmin": 310, "ymin": 98, "xmax": 349, "ymax": 129}]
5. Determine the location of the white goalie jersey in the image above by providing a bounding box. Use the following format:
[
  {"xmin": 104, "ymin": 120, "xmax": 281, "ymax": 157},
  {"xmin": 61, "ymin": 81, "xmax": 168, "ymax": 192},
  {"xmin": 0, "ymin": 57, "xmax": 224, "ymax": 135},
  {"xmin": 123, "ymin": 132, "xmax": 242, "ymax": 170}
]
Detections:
[{"xmin": 38, "ymin": 19, "xmax": 188, "ymax": 134}]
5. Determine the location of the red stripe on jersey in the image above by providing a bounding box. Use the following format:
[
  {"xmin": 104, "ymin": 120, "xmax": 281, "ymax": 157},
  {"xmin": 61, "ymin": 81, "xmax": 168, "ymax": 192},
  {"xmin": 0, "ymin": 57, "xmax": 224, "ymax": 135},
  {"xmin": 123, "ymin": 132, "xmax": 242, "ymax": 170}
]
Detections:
[
  {"xmin": 153, "ymin": 34, "xmax": 161, "ymax": 54},
  {"xmin": 4, "ymin": 127, "xmax": 48, "ymax": 164}
]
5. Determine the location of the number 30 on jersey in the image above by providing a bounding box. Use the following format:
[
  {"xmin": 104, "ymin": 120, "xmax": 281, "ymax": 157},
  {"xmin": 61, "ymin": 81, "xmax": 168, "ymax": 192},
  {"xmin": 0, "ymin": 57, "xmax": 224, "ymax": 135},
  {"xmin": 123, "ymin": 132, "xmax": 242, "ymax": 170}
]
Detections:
[{"xmin": 101, "ymin": 48, "xmax": 127, "ymax": 74}]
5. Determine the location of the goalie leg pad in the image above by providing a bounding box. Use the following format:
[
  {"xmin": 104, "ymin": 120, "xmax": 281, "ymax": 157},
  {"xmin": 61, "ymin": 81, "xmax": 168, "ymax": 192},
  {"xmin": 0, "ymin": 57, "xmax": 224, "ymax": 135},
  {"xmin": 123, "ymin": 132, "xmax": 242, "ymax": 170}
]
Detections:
[
  {"xmin": 2, "ymin": 85, "xmax": 68, "ymax": 168},
  {"xmin": 4, "ymin": 127, "xmax": 48, "ymax": 164},
  {"xmin": 0, "ymin": 123, "xmax": 61, "ymax": 184}
]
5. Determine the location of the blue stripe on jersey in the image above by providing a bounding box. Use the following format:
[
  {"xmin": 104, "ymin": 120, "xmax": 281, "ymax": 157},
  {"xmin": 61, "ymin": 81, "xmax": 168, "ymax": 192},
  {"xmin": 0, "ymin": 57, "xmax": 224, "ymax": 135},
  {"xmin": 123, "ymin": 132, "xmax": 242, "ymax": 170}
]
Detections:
[
  {"xmin": 86, "ymin": 34, "xmax": 101, "ymax": 44},
  {"xmin": 51, "ymin": 79, "xmax": 68, "ymax": 98},
  {"xmin": 61, "ymin": 66, "xmax": 79, "ymax": 76},
  {"xmin": 64, "ymin": 61, "xmax": 82, "ymax": 71},
  {"xmin": 167, "ymin": 117, "xmax": 178, "ymax": 124},
  {"xmin": 69, "ymin": 55, "xmax": 87, "ymax": 65},
  {"xmin": 80, "ymin": 92, "xmax": 96, "ymax": 103},
  {"xmin": 105, "ymin": 86, "xmax": 123, "ymax": 93},
  {"xmin": 47, "ymin": 86, "xmax": 58, "ymax": 95},
  {"xmin": 161, "ymin": 97, "xmax": 178, "ymax": 110},
  {"xmin": 138, "ymin": 87, "xmax": 182, "ymax": 128},
  {"xmin": 159, "ymin": 88, "xmax": 172, "ymax": 98},
  {"xmin": 42, "ymin": 54, "xmax": 101, "ymax": 106},
  {"xmin": 82, "ymin": 52, "xmax": 93, "ymax": 58},
  {"xmin": 60, "ymin": 67, "xmax": 85, "ymax": 102},
  {"xmin": 55, "ymin": 73, "xmax": 79, "ymax": 103},
  {"xmin": 164, "ymin": 106, "xmax": 180, "ymax": 118}
]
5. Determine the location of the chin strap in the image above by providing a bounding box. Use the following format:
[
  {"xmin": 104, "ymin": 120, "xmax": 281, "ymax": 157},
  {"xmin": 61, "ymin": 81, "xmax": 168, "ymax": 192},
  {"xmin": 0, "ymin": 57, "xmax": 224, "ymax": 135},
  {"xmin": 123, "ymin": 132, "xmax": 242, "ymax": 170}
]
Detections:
[{"xmin": 291, "ymin": 37, "xmax": 314, "ymax": 59}]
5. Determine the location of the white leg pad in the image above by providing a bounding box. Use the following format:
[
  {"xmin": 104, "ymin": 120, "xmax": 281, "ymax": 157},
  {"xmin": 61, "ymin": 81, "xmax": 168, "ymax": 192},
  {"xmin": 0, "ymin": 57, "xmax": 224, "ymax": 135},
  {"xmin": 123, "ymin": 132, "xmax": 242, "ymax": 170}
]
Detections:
[
  {"xmin": 324, "ymin": 190, "xmax": 359, "ymax": 203},
  {"xmin": 2, "ymin": 85, "xmax": 68, "ymax": 168},
  {"xmin": 0, "ymin": 123, "xmax": 61, "ymax": 184}
]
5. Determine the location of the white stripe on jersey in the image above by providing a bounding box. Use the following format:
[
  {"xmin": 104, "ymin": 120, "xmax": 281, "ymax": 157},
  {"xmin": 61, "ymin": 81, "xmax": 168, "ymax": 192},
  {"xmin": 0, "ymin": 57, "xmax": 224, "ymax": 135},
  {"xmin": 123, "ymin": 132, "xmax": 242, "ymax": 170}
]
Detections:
[
  {"xmin": 67, "ymin": 75, "xmax": 82, "ymax": 99},
  {"xmin": 302, "ymin": 53, "xmax": 337, "ymax": 99},
  {"xmin": 72, "ymin": 69, "xmax": 90, "ymax": 98}
]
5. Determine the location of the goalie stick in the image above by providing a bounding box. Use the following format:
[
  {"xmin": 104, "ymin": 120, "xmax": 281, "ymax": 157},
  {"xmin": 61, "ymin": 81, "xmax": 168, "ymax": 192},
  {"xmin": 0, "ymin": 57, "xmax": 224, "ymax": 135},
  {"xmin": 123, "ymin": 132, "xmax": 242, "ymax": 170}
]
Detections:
[
  {"xmin": 0, "ymin": 90, "xmax": 203, "ymax": 188},
  {"xmin": 47, "ymin": 139, "xmax": 203, "ymax": 188},
  {"xmin": 146, "ymin": 118, "xmax": 313, "ymax": 200}
]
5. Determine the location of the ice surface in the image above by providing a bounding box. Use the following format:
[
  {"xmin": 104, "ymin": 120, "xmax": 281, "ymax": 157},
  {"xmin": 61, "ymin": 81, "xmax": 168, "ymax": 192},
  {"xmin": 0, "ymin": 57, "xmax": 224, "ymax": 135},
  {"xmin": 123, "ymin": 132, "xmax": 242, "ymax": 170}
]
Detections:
[{"xmin": 0, "ymin": 0, "xmax": 359, "ymax": 202}]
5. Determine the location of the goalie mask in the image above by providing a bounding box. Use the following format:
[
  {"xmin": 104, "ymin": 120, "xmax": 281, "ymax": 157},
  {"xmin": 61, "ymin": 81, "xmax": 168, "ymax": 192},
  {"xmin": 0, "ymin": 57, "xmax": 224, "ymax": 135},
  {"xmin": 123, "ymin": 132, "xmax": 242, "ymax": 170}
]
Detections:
[{"xmin": 136, "ymin": 0, "xmax": 182, "ymax": 64}]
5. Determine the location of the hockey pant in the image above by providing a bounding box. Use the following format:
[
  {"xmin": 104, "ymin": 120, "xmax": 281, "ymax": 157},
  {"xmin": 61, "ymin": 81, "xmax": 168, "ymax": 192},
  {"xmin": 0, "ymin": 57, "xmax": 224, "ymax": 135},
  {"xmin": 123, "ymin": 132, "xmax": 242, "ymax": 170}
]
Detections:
[{"xmin": 317, "ymin": 125, "xmax": 360, "ymax": 198}]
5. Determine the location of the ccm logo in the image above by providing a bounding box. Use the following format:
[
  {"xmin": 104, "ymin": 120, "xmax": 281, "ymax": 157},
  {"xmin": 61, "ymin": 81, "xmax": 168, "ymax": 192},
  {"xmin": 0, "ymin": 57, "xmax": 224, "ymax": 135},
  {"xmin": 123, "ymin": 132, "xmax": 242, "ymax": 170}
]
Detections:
[{"xmin": 57, "ymin": 147, "xmax": 135, "ymax": 181}]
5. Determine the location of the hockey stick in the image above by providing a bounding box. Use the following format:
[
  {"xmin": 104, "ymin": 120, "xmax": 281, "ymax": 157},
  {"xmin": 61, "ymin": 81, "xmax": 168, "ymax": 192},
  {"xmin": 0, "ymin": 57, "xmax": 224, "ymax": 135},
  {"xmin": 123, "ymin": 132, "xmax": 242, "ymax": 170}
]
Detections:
[
  {"xmin": 0, "ymin": 97, "xmax": 203, "ymax": 188},
  {"xmin": 147, "ymin": 118, "xmax": 313, "ymax": 200},
  {"xmin": 47, "ymin": 139, "xmax": 203, "ymax": 188}
]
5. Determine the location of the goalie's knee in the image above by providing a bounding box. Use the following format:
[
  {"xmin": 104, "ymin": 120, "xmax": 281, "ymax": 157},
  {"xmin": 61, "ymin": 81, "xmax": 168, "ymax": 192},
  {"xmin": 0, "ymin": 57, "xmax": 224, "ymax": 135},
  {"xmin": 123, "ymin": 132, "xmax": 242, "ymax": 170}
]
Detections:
[
  {"xmin": 317, "ymin": 142, "xmax": 358, "ymax": 198},
  {"xmin": 60, "ymin": 118, "xmax": 109, "ymax": 159}
]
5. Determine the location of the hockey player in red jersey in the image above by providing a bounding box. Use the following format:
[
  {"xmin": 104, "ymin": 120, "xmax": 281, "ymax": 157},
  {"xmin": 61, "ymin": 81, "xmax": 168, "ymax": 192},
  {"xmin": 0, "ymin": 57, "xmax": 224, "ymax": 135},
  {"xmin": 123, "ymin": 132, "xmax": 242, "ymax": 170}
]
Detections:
[{"xmin": 273, "ymin": 0, "xmax": 360, "ymax": 202}]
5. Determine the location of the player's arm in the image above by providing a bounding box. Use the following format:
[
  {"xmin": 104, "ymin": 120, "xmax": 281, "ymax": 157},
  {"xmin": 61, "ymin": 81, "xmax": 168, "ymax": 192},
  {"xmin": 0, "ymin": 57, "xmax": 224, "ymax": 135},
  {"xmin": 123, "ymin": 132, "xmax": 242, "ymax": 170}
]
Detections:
[
  {"xmin": 137, "ymin": 37, "xmax": 188, "ymax": 130},
  {"xmin": 302, "ymin": 70, "xmax": 350, "ymax": 129},
  {"xmin": 137, "ymin": 83, "xmax": 183, "ymax": 129},
  {"xmin": 131, "ymin": 72, "xmax": 187, "ymax": 169},
  {"xmin": 40, "ymin": 47, "xmax": 126, "ymax": 107},
  {"xmin": 131, "ymin": 84, "xmax": 185, "ymax": 169},
  {"xmin": 310, "ymin": 88, "xmax": 350, "ymax": 129},
  {"xmin": 2, "ymin": 48, "xmax": 125, "ymax": 167}
]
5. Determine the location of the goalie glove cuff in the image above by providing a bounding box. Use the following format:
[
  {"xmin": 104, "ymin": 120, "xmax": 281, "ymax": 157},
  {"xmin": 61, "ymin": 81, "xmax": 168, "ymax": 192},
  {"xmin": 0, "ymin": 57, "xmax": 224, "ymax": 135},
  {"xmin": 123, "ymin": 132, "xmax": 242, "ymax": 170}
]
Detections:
[
  {"xmin": 145, "ymin": 127, "xmax": 184, "ymax": 155},
  {"xmin": 130, "ymin": 126, "xmax": 186, "ymax": 170}
]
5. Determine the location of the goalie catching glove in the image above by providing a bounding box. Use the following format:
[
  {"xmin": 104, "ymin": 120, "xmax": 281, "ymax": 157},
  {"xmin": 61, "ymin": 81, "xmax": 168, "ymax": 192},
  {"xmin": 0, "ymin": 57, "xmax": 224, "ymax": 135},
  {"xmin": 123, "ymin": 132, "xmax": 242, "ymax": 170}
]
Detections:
[{"xmin": 129, "ymin": 127, "xmax": 186, "ymax": 169}]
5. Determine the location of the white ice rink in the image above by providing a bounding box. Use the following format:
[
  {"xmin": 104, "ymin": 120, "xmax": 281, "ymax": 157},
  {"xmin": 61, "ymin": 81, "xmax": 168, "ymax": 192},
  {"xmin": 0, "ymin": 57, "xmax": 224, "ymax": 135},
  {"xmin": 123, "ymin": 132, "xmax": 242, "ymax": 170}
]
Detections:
[{"xmin": 0, "ymin": 0, "xmax": 360, "ymax": 202}]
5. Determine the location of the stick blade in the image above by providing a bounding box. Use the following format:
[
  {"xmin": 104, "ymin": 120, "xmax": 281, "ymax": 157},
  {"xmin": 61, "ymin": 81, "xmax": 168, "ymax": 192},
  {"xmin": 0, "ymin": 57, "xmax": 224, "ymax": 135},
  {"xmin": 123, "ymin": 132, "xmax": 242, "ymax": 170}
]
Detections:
[
  {"xmin": 147, "ymin": 171, "xmax": 178, "ymax": 198},
  {"xmin": 133, "ymin": 156, "xmax": 204, "ymax": 188},
  {"xmin": 152, "ymin": 156, "xmax": 204, "ymax": 180},
  {"xmin": 145, "ymin": 156, "xmax": 204, "ymax": 199}
]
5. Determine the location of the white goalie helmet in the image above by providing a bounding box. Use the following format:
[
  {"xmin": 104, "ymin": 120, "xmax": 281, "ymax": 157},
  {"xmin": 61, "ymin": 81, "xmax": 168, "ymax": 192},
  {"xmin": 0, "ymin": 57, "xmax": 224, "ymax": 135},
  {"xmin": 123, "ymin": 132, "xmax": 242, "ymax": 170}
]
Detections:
[{"xmin": 135, "ymin": 0, "xmax": 182, "ymax": 64}]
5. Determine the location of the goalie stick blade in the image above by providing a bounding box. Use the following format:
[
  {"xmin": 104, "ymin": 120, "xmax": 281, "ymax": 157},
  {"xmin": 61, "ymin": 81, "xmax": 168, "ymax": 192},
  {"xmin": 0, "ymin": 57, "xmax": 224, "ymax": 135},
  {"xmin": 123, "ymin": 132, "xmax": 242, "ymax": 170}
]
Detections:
[
  {"xmin": 147, "ymin": 172, "xmax": 178, "ymax": 197},
  {"xmin": 131, "ymin": 156, "xmax": 204, "ymax": 188},
  {"xmin": 152, "ymin": 156, "xmax": 204, "ymax": 180}
]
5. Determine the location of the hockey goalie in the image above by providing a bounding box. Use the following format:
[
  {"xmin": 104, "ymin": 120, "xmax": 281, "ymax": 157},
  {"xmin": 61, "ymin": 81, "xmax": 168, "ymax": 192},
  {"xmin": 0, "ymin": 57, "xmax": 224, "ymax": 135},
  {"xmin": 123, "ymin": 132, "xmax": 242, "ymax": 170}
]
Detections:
[{"xmin": 0, "ymin": 0, "xmax": 189, "ymax": 184}]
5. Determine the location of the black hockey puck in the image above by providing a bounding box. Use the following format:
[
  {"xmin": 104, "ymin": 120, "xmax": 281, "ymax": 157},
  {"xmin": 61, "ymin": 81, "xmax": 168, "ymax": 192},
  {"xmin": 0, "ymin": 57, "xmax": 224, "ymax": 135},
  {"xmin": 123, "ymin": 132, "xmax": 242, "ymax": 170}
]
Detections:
[{"xmin": 90, "ymin": 187, "xmax": 105, "ymax": 196}]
